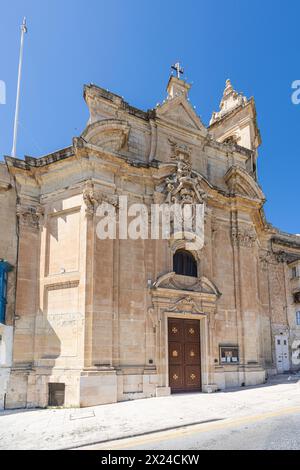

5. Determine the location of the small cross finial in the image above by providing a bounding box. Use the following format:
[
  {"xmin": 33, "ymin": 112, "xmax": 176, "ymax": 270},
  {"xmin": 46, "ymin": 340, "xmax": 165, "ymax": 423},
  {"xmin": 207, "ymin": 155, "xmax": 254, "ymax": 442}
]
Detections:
[{"xmin": 171, "ymin": 62, "xmax": 184, "ymax": 79}]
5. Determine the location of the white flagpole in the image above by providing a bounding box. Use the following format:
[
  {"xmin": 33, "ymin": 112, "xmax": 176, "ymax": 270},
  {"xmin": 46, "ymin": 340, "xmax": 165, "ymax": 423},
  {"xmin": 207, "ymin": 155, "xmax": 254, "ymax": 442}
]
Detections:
[{"xmin": 11, "ymin": 17, "xmax": 27, "ymax": 158}]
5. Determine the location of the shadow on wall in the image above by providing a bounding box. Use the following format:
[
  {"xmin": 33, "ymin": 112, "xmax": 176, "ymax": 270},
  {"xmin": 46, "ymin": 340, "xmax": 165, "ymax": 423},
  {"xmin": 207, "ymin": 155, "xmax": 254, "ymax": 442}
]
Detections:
[
  {"xmin": 4, "ymin": 200, "xmax": 67, "ymax": 409},
  {"xmin": 5, "ymin": 307, "xmax": 62, "ymax": 409}
]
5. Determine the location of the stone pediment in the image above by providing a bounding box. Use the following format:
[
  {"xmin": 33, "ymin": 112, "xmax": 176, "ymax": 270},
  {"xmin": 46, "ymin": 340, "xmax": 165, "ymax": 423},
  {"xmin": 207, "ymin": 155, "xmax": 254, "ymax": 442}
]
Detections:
[
  {"xmin": 225, "ymin": 165, "xmax": 265, "ymax": 201},
  {"xmin": 81, "ymin": 119, "xmax": 130, "ymax": 152},
  {"xmin": 156, "ymin": 96, "xmax": 207, "ymax": 134},
  {"xmin": 153, "ymin": 272, "xmax": 221, "ymax": 297}
]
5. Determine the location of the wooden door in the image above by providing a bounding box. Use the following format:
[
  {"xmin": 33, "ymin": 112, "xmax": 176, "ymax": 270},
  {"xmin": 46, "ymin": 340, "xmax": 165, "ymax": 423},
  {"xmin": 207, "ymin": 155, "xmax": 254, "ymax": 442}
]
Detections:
[{"xmin": 168, "ymin": 318, "xmax": 201, "ymax": 392}]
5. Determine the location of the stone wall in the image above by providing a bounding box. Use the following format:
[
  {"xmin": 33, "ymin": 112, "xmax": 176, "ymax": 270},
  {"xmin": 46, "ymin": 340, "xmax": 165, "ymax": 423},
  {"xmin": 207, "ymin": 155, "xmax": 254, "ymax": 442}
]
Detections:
[{"xmin": 0, "ymin": 162, "xmax": 17, "ymax": 409}]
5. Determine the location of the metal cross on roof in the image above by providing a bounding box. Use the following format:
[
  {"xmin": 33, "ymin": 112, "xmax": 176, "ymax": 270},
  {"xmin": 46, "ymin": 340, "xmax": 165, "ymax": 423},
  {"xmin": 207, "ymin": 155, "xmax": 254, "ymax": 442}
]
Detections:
[{"xmin": 171, "ymin": 62, "xmax": 184, "ymax": 79}]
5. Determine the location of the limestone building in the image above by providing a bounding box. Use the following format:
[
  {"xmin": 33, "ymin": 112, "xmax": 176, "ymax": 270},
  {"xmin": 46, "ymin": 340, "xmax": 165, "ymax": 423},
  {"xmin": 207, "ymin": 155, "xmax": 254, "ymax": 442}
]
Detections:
[
  {"xmin": 1, "ymin": 72, "xmax": 300, "ymax": 409},
  {"xmin": 0, "ymin": 165, "xmax": 17, "ymax": 409}
]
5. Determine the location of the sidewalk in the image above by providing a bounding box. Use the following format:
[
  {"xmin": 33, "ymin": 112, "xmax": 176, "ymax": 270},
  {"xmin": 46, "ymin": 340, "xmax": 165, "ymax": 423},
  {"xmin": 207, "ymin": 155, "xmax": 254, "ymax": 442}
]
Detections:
[{"xmin": 0, "ymin": 375, "xmax": 299, "ymax": 450}]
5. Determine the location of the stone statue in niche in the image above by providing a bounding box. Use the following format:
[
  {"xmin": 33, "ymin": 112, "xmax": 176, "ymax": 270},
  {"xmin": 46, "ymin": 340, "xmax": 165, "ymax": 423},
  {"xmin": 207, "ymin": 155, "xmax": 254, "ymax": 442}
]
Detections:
[{"xmin": 165, "ymin": 140, "xmax": 206, "ymax": 206}]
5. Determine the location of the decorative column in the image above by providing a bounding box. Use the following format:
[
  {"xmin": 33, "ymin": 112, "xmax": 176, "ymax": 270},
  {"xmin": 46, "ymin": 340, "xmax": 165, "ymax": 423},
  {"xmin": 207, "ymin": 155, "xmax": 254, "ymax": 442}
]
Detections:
[
  {"xmin": 82, "ymin": 183, "xmax": 96, "ymax": 369},
  {"xmin": 13, "ymin": 202, "xmax": 44, "ymax": 367},
  {"xmin": 82, "ymin": 182, "xmax": 119, "ymax": 368},
  {"xmin": 231, "ymin": 219, "xmax": 259, "ymax": 383},
  {"xmin": 78, "ymin": 183, "xmax": 119, "ymax": 406},
  {"xmin": 3, "ymin": 201, "xmax": 43, "ymax": 409}
]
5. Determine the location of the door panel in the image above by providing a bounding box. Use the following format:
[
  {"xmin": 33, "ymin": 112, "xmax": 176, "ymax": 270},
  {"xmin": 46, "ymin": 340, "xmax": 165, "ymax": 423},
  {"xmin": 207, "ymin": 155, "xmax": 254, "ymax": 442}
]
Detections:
[
  {"xmin": 168, "ymin": 318, "xmax": 184, "ymax": 341},
  {"xmin": 169, "ymin": 342, "xmax": 183, "ymax": 365},
  {"xmin": 184, "ymin": 320, "xmax": 200, "ymax": 343},
  {"xmin": 282, "ymin": 339, "xmax": 290, "ymax": 371},
  {"xmin": 168, "ymin": 318, "xmax": 201, "ymax": 393},
  {"xmin": 275, "ymin": 335, "xmax": 290, "ymax": 372},
  {"xmin": 184, "ymin": 343, "xmax": 200, "ymax": 365},
  {"xmin": 169, "ymin": 365, "xmax": 185, "ymax": 390},
  {"xmin": 185, "ymin": 365, "xmax": 201, "ymax": 389},
  {"xmin": 275, "ymin": 336, "xmax": 283, "ymax": 373}
]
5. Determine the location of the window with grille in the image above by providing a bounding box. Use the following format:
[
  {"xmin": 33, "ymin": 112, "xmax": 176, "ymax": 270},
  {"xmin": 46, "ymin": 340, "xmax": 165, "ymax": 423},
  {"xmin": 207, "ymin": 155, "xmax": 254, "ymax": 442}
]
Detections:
[{"xmin": 173, "ymin": 250, "xmax": 197, "ymax": 277}]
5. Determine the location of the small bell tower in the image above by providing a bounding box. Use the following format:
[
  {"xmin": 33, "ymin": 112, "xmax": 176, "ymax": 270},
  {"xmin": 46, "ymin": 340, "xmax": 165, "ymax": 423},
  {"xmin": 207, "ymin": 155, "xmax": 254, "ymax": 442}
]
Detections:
[
  {"xmin": 167, "ymin": 62, "xmax": 191, "ymax": 99},
  {"xmin": 209, "ymin": 79, "xmax": 261, "ymax": 153}
]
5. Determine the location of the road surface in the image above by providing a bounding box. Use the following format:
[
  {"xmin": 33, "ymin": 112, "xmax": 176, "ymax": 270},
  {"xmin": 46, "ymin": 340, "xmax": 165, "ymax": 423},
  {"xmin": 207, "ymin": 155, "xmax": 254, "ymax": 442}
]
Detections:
[{"xmin": 81, "ymin": 407, "xmax": 300, "ymax": 450}]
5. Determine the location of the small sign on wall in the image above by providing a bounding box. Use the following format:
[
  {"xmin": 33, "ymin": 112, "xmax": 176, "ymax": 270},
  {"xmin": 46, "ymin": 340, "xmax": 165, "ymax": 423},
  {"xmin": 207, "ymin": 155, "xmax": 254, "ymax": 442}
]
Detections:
[{"xmin": 220, "ymin": 345, "xmax": 239, "ymax": 364}]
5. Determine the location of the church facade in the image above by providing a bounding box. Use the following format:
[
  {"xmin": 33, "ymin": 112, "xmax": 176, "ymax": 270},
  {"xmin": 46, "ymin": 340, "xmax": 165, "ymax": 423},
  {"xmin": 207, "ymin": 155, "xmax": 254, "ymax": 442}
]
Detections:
[{"xmin": 1, "ymin": 72, "xmax": 300, "ymax": 409}]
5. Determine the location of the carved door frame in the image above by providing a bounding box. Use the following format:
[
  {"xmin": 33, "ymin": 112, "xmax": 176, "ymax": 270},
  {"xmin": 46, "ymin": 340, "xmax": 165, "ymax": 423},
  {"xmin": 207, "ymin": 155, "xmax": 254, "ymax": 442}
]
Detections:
[
  {"xmin": 148, "ymin": 272, "xmax": 221, "ymax": 394},
  {"xmin": 151, "ymin": 285, "xmax": 218, "ymax": 394},
  {"xmin": 166, "ymin": 313, "xmax": 206, "ymax": 392}
]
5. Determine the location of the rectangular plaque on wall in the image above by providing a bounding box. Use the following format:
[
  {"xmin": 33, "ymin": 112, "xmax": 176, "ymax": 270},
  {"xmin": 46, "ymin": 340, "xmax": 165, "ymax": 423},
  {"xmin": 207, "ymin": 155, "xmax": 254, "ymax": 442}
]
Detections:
[{"xmin": 219, "ymin": 345, "xmax": 239, "ymax": 364}]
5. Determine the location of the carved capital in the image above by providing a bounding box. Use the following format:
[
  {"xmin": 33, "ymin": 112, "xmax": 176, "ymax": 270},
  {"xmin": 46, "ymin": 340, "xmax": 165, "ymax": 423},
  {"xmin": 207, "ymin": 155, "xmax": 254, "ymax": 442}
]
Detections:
[
  {"xmin": 259, "ymin": 250, "xmax": 274, "ymax": 270},
  {"xmin": 83, "ymin": 182, "xmax": 118, "ymax": 216},
  {"xmin": 16, "ymin": 203, "xmax": 44, "ymax": 229},
  {"xmin": 274, "ymin": 250, "xmax": 299, "ymax": 264},
  {"xmin": 259, "ymin": 249, "xmax": 294, "ymax": 269},
  {"xmin": 83, "ymin": 186, "xmax": 100, "ymax": 216},
  {"xmin": 232, "ymin": 226, "xmax": 257, "ymax": 248}
]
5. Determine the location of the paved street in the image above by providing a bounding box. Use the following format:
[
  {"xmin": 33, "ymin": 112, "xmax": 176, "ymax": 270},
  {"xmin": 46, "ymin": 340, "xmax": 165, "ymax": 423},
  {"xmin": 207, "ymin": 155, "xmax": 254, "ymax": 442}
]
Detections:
[
  {"xmin": 84, "ymin": 408, "xmax": 300, "ymax": 450},
  {"xmin": 0, "ymin": 374, "xmax": 300, "ymax": 450}
]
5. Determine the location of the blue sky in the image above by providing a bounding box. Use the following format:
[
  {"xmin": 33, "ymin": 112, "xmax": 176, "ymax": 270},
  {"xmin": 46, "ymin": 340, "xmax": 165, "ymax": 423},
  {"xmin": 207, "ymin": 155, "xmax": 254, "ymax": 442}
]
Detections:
[{"xmin": 0, "ymin": 0, "xmax": 299, "ymax": 233}]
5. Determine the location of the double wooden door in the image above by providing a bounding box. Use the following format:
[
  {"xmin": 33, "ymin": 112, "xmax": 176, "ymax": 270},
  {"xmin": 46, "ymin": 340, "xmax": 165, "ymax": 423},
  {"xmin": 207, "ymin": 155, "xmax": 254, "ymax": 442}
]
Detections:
[{"xmin": 168, "ymin": 318, "xmax": 201, "ymax": 392}]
